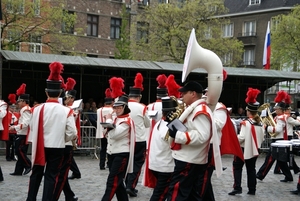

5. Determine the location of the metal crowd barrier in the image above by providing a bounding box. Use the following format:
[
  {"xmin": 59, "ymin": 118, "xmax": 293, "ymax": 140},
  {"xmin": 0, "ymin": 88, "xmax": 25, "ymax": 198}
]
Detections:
[{"xmin": 76, "ymin": 125, "xmax": 100, "ymax": 159}]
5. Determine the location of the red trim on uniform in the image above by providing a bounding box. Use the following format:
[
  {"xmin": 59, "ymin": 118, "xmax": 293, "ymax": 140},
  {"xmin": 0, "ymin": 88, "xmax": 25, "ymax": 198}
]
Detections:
[
  {"xmin": 35, "ymin": 105, "xmax": 46, "ymax": 165},
  {"xmin": 185, "ymin": 132, "xmax": 191, "ymax": 145},
  {"xmin": 67, "ymin": 109, "xmax": 73, "ymax": 118},
  {"xmin": 251, "ymin": 124, "xmax": 258, "ymax": 150},
  {"xmin": 143, "ymin": 106, "xmax": 147, "ymax": 115},
  {"xmin": 0, "ymin": 104, "xmax": 9, "ymax": 141},
  {"xmin": 109, "ymin": 175, "xmax": 119, "ymax": 200},
  {"xmin": 171, "ymin": 182, "xmax": 180, "ymax": 201}
]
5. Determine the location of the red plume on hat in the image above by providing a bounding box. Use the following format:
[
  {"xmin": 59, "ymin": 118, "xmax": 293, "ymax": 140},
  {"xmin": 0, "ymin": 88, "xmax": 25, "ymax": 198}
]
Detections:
[
  {"xmin": 109, "ymin": 77, "xmax": 125, "ymax": 98},
  {"xmin": 274, "ymin": 90, "xmax": 287, "ymax": 103},
  {"xmin": 16, "ymin": 83, "xmax": 26, "ymax": 96},
  {"xmin": 105, "ymin": 88, "xmax": 112, "ymax": 98},
  {"xmin": 245, "ymin": 88, "xmax": 260, "ymax": 104},
  {"xmin": 48, "ymin": 62, "xmax": 64, "ymax": 81},
  {"xmin": 133, "ymin": 73, "xmax": 144, "ymax": 91},
  {"xmin": 59, "ymin": 75, "xmax": 67, "ymax": 90},
  {"xmin": 165, "ymin": 74, "xmax": 181, "ymax": 98},
  {"xmin": 65, "ymin": 78, "xmax": 76, "ymax": 91},
  {"xmin": 285, "ymin": 92, "xmax": 291, "ymax": 105},
  {"xmin": 156, "ymin": 74, "xmax": 167, "ymax": 88},
  {"xmin": 223, "ymin": 69, "xmax": 227, "ymax": 81},
  {"xmin": 8, "ymin": 94, "xmax": 16, "ymax": 104}
]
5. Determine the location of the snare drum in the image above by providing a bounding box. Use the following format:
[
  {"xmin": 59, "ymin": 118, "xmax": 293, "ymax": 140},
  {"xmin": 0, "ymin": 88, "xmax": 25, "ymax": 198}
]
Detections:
[
  {"xmin": 292, "ymin": 142, "xmax": 300, "ymax": 156},
  {"xmin": 275, "ymin": 140, "xmax": 293, "ymax": 144},
  {"xmin": 271, "ymin": 142, "xmax": 292, "ymax": 162}
]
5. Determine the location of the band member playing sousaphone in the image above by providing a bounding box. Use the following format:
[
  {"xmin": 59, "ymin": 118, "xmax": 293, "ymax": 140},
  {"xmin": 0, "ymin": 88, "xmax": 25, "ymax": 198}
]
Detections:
[
  {"xmin": 96, "ymin": 88, "xmax": 114, "ymax": 170},
  {"xmin": 101, "ymin": 77, "xmax": 135, "ymax": 201},
  {"xmin": 256, "ymin": 90, "xmax": 293, "ymax": 182},
  {"xmin": 228, "ymin": 88, "xmax": 264, "ymax": 196}
]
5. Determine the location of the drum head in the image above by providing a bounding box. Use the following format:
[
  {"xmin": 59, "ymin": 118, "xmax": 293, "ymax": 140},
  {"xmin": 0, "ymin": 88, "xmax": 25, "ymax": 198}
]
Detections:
[{"xmin": 276, "ymin": 140, "xmax": 292, "ymax": 144}]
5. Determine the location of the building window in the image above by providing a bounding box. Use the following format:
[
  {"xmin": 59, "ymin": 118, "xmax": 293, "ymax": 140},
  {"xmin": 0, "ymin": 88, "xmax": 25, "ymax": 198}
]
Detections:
[
  {"xmin": 243, "ymin": 21, "xmax": 256, "ymax": 36},
  {"xmin": 138, "ymin": 0, "xmax": 149, "ymax": 6},
  {"xmin": 204, "ymin": 26, "xmax": 212, "ymax": 39},
  {"xmin": 87, "ymin": 15, "xmax": 98, "ymax": 37},
  {"xmin": 249, "ymin": 0, "xmax": 260, "ymax": 5},
  {"xmin": 6, "ymin": 0, "xmax": 25, "ymax": 14},
  {"xmin": 110, "ymin": 18, "xmax": 121, "ymax": 39},
  {"xmin": 222, "ymin": 52, "xmax": 233, "ymax": 66},
  {"xmin": 62, "ymin": 11, "xmax": 75, "ymax": 34},
  {"xmin": 33, "ymin": 0, "xmax": 40, "ymax": 16},
  {"xmin": 243, "ymin": 49, "xmax": 255, "ymax": 65},
  {"xmin": 7, "ymin": 30, "xmax": 21, "ymax": 51},
  {"xmin": 29, "ymin": 34, "xmax": 42, "ymax": 53},
  {"xmin": 222, "ymin": 23, "xmax": 233, "ymax": 37},
  {"xmin": 137, "ymin": 22, "xmax": 149, "ymax": 43},
  {"xmin": 271, "ymin": 17, "xmax": 281, "ymax": 31},
  {"xmin": 158, "ymin": 0, "xmax": 168, "ymax": 3}
]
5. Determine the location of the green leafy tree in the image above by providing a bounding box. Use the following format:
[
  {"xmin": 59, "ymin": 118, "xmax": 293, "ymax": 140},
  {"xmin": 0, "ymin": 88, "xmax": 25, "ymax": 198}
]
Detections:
[
  {"xmin": 272, "ymin": 5, "xmax": 300, "ymax": 71},
  {"xmin": 115, "ymin": 5, "xmax": 132, "ymax": 59},
  {"xmin": 131, "ymin": 0, "xmax": 243, "ymax": 65},
  {"xmin": 0, "ymin": 0, "xmax": 78, "ymax": 54}
]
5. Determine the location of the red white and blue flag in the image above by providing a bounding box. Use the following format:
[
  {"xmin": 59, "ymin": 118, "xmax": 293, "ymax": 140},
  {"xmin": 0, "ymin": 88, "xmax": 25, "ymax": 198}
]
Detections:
[{"xmin": 263, "ymin": 21, "xmax": 271, "ymax": 70}]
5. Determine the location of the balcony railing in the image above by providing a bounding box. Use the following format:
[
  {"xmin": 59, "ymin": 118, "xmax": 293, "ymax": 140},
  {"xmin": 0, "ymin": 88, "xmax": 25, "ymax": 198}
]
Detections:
[{"xmin": 237, "ymin": 32, "xmax": 257, "ymax": 37}]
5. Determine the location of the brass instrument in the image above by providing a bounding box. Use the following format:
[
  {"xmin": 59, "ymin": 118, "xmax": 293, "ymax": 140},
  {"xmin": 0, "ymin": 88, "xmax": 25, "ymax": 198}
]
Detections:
[
  {"xmin": 258, "ymin": 103, "xmax": 277, "ymax": 137},
  {"xmin": 164, "ymin": 96, "xmax": 185, "ymax": 141}
]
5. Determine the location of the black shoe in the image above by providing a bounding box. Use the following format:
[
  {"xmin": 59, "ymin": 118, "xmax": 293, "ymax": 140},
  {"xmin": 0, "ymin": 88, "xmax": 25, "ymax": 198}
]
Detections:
[
  {"xmin": 68, "ymin": 174, "xmax": 81, "ymax": 180},
  {"xmin": 294, "ymin": 168, "xmax": 300, "ymax": 174},
  {"xmin": 23, "ymin": 168, "xmax": 31, "ymax": 175},
  {"xmin": 222, "ymin": 167, "xmax": 227, "ymax": 171},
  {"xmin": 134, "ymin": 189, "xmax": 138, "ymax": 193},
  {"xmin": 66, "ymin": 196, "xmax": 78, "ymax": 201},
  {"xmin": 274, "ymin": 171, "xmax": 283, "ymax": 174},
  {"xmin": 10, "ymin": 172, "xmax": 22, "ymax": 176},
  {"xmin": 6, "ymin": 158, "xmax": 11, "ymax": 161},
  {"xmin": 126, "ymin": 188, "xmax": 137, "ymax": 197},
  {"xmin": 256, "ymin": 174, "xmax": 263, "ymax": 181},
  {"xmin": 228, "ymin": 189, "xmax": 242, "ymax": 195},
  {"xmin": 290, "ymin": 190, "xmax": 300, "ymax": 195},
  {"xmin": 280, "ymin": 179, "xmax": 293, "ymax": 182},
  {"xmin": 247, "ymin": 191, "xmax": 255, "ymax": 195},
  {"xmin": 0, "ymin": 176, "xmax": 3, "ymax": 181},
  {"xmin": 100, "ymin": 167, "xmax": 105, "ymax": 170}
]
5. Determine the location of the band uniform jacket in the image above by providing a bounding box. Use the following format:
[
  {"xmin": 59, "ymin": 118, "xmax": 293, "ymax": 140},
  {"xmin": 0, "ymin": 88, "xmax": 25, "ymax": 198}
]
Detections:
[
  {"xmin": 267, "ymin": 114, "xmax": 287, "ymax": 139},
  {"xmin": 238, "ymin": 118, "xmax": 264, "ymax": 160},
  {"xmin": 106, "ymin": 114, "xmax": 135, "ymax": 174},
  {"xmin": 149, "ymin": 120, "xmax": 174, "ymax": 172},
  {"xmin": 147, "ymin": 100, "xmax": 163, "ymax": 123},
  {"xmin": 8, "ymin": 111, "xmax": 20, "ymax": 134},
  {"xmin": 128, "ymin": 100, "xmax": 150, "ymax": 142},
  {"xmin": 15, "ymin": 105, "xmax": 31, "ymax": 135},
  {"xmin": 66, "ymin": 104, "xmax": 80, "ymax": 146},
  {"xmin": 96, "ymin": 106, "xmax": 114, "ymax": 139},
  {"xmin": 28, "ymin": 101, "xmax": 77, "ymax": 165},
  {"xmin": 172, "ymin": 99, "xmax": 213, "ymax": 165},
  {"xmin": 0, "ymin": 100, "xmax": 8, "ymax": 131},
  {"xmin": 285, "ymin": 115, "xmax": 300, "ymax": 137}
]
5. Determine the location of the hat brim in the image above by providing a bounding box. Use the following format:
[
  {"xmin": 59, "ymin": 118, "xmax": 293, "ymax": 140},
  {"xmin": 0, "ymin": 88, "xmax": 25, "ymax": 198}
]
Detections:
[
  {"xmin": 178, "ymin": 87, "xmax": 188, "ymax": 92},
  {"xmin": 113, "ymin": 102, "xmax": 127, "ymax": 107}
]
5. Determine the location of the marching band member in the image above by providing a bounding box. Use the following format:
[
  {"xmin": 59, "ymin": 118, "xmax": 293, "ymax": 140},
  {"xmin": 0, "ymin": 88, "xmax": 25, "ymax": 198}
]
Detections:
[
  {"xmin": 26, "ymin": 62, "xmax": 77, "ymax": 201},
  {"xmin": 96, "ymin": 88, "xmax": 114, "ymax": 170},
  {"xmin": 166, "ymin": 81, "xmax": 215, "ymax": 201},
  {"xmin": 146, "ymin": 97, "xmax": 176, "ymax": 201},
  {"xmin": 228, "ymin": 88, "xmax": 264, "ymax": 196},
  {"xmin": 54, "ymin": 77, "xmax": 79, "ymax": 201},
  {"xmin": 6, "ymin": 94, "xmax": 19, "ymax": 161},
  {"xmin": 0, "ymin": 98, "xmax": 8, "ymax": 182},
  {"xmin": 126, "ymin": 73, "xmax": 150, "ymax": 197},
  {"xmin": 256, "ymin": 91, "xmax": 293, "ymax": 182},
  {"xmin": 9, "ymin": 83, "xmax": 32, "ymax": 176},
  {"xmin": 101, "ymin": 77, "xmax": 135, "ymax": 201}
]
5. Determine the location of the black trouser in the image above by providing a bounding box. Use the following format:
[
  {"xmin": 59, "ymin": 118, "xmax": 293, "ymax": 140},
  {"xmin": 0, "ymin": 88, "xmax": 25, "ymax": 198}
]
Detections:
[
  {"xmin": 297, "ymin": 174, "xmax": 300, "ymax": 191},
  {"xmin": 6, "ymin": 134, "xmax": 15, "ymax": 160},
  {"xmin": 14, "ymin": 135, "xmax": 31, "ymax": 174},
  {"xmin": 70, "ymin": 156, "xmax": 81, "ymax": 177},
  {"xmin": 150, "ymin": 170, "xmax": 172, "ymax": 201},
  {"xmin": 54, "ymin": 146, "xmax": 75, "ymax": 201},
  {"xmin": 232, "ymin": 152, "xmax": 257, "ymax": 193},
  {"xmin": 101, "ymin": 153, "xmax": 129, "ymax": 201},
  {"xmin": 167, "ymin": 159, "xmax": 207, "ymax": 201},
  {"xmin": 199, "ymin": 144, "xmax": 215, "ymax": 201},
  {"xmin": 257, "ymin": 139, "xmax": 293, "ymax": 181},
  {"xmin": 99, "ymin": 138, "xmax": 108, "ymax": 168},
  {"xmin": 27, "ymin": 148, "xmax": 64, "ymax": 201},
  {"xmin": 126, "ymin": 141, "xmax": 146, "ymax": 190}
]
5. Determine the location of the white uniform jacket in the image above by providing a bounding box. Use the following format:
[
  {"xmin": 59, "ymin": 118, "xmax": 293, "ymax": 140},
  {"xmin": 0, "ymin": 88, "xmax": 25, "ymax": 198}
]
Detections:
[
  {"xmin": 0, "ymin": 100, "xmax": 8, "ymax": 130},
  {"xmin": 267, "ymin": 114, "xmax": 286, "ymax": 139},
  {"xmin": 213, "ymin": 102, "xmax": 227, "ymax": 144},
  {"xmin": 128, "ymin": 100, "xmax": 150, "ymax": 142},
  {"xmin": 238, "ymin": 118, "xmax": 264, "ymax": 160},
  {"xmin": 96, "ymin": 106, "xmax": 114, "ymax": 139},
  {"xmin": 15, "ymin": 105, "xmax": 31, "ymax": 135},
  {"xmin": 149, "ymin": 120, "xmax": 174, "ymax": 173},
  {"xmin": 172, "ymin": 100, "xmax": 213, "ymax": 165},
  {"xmin": 286, "ymin": 115, "xmax": 300, "ymax": 137},
  {"xmin": 147, "ymin": 100, "xmax": 163, "ymax": 123},
  {"xmin": 28, "ymin": 101, "xmax": 77, "ymax": 165}
]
